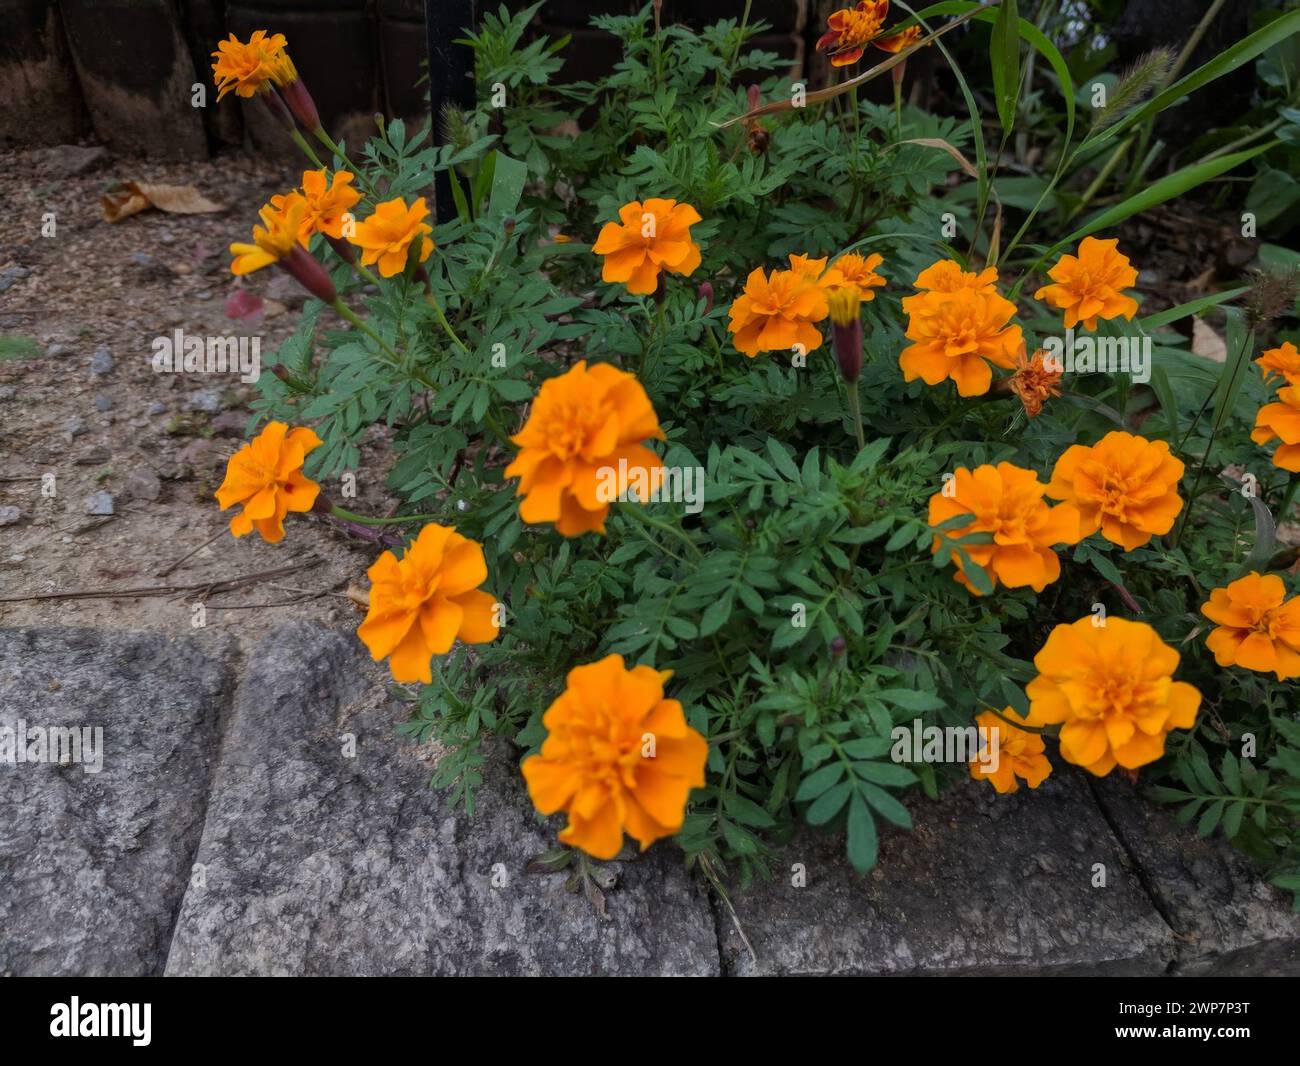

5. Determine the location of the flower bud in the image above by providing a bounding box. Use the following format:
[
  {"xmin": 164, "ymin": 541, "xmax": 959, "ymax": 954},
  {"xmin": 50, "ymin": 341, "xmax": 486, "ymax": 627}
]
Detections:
[
  {"xmin": 830, "ymin": 635, "xmax": 847, "ymax": 658},
  {"xmin": 698, "ymin": 281, "xmax": 714, "ymax": 314},
  {"xmin": 827, "ymin": 288, "xmax": 863, "ymax": 384},
  {"xmin": 325, "ymin": 234, "xmax": 356, "ymax": 264},
  {"xmin": 280, "ymin": 244, "xmax": 337, "ymax": 304},
  {"xmin": 503, "ymin": 216, "xmax": 517, "ymax": 237},
  {"xmin": 281, "ymin": 76, "xmax": 321, "ymax": 132}
]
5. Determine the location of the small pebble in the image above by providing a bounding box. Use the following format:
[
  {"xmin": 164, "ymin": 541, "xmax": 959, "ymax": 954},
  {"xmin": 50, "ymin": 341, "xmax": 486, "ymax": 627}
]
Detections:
[
  {"xmin": 94, "ymin": 394, "xmax": 112, "ymax": 412},
  {"xmin": 186, "ymin": 387, "xmax": 223, "ymax": 413},
  {"xmin": 0, "ymin": 505, "xmax": 21, "ymax": 526},
  {"xmin": 65, "ymin": 415, "xmax": 86, "ymax": 437},
  {"xmin": 89, "ymin": 345, "xmax": 114, "ymax": 377},
  {"xmin": 46, "ymin": 342, "xmax": 73, "ymax": 358},
  {"xmin": 84, "ymin": 490, "xmax": 115, "ymax": 516},
  {"xmin": 147, "ymin": 401, "xmax": 167, "ymax": 416}
]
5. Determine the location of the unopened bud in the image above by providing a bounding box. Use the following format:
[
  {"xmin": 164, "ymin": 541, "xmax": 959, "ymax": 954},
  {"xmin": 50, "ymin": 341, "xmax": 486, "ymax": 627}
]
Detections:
[
  {"xmin": 827, "ymin": 288, "xmax": 863, "ymax": 384},
  {"xmin": 503, "ymin": 216, "xmax": 516, "ymax": 236},
  {"xmin": 830, "ymin": 636, "xmax": 847, "ymax": 657},
  {"xmin": 281, "ymin": 77, "xmax": 321, "ymax": 132},
  {"xmin": 698, "ymin": 281, "xmax": 714, "ymax": 314},
  {"xmin": 280, "ymin": 245, "xmax": 337, "ymax": 304},
  {"xmin": 259, "ymin": 90, "xmax": 296, "ymax": 131}
]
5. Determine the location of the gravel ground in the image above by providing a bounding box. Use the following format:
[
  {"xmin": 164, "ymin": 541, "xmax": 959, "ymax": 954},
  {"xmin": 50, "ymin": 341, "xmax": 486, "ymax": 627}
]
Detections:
[{"xmin": 0, "ymin": 143, "xmax": 399, "ymax": 645}]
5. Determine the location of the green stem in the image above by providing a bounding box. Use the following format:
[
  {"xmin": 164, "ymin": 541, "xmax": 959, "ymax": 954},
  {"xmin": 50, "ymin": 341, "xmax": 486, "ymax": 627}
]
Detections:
[
  {"xmin": 424, "ymin": 290, "xmax": 471, "ymax": 355},
  {"xmin": 619, "ymin": 502, "xmax": 702, "ymax": 560},
  {"xmin": 331, "ymin": 298, "xmax": 400, "ymax": 360},
  {"xmin": 330, "ymin": 505, "xmax": 441, "ymax": 526},
  {"xmin": 288, "ymin": 128, "xmax": 328, "ymax": 170},
  {"xmin": 845, "ymin": 380, "xmax": 866, "ymax": 452}
]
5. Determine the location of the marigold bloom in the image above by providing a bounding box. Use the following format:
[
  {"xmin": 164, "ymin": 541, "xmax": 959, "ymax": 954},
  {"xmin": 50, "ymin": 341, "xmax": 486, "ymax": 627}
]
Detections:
[
  {"xmin": 279, "ymin": 169, "xmax": 361, "ymax": 241},
  {"xmin": 230, "ymin": 195, "xmax": 337, "ymax": 302},
  {"xmin": 822, "ymin": 251, "xmax": 886, "ymax": 302},
  {"xmin": 1034, "ymin": 236, "xmax": 1139, "ymax": 331},
  {"xmin": 521, "ymin": 654, "xmax": 708, "ymax": 859},
  {"xmin": 969, "ymin": 709, "xmax": 1052, "ymax": 794},
  {"xmin": 1202, "ymin": 572, "xmax": 1300, "ymax": 681},
  {"xmin": 357, "ymin": 523, "xmax": 499, "ymax": 684},
  {"xmin": 728, "ymin": 266, "xmax": 829, "ymax": 357},
  {"xmin": 787, "ymin": 253, "xmax": 829, "ymax": 284},
  {"xmin": 348, "ymin": 196, "xmax": 434, "ymax": 278},
  {"xmin": 211, "ymin": 30, "xmax": 291, "ymax": 100},
  {"xmin": 928, "ymin": 462, "xmax": 1081, "ymax": 595},
  {"xmin": 875, "ymin": 24, "xmax": 923, "ymax": 53},
  {"xmin": 1007, "ymin": 347, "xmax": 1063, "ymax": 418},
  {"xmin": 504, "ymin": 360, "xmax": 665, "ymax": 537},
  {"xmin": 592, "ymin": 198, "xmax": 702, "ymax": 295},
  {"xmin": 914, "ymin": 259, "xmax": 1000, "ymax": 295},
  {"xmin": 816, "ymin": 1, "xmax": 890, "ymax": 66},
  {"xmin": 1256, "ymin": 341, "xmax": 1300, "ymax": 386},
  {"xmin": 215, "ymin": 421, "xmax": 321, "ymax": 543},
  {"xmin": 1251, "ymin": 385, "xmax": 1300, "ymax": 471},
  {"xmin": 230, "ymin": 197, "xmax": 303, "ymax": 275},
  {"xmin": 1024, "ymin": 618, "xmax": 1201, "ymax": 776},
  {"xmin": 1046, "ymin": 431, "xmax": 1184, "ymax": 550},
  {"xmin": 899, "ymin": 285, "xmax": 1022, "ymax": 396}
]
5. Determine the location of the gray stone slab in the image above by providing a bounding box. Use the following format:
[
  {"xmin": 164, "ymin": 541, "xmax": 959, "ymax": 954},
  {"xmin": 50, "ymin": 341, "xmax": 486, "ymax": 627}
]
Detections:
[
  {"xmin": 0, "ymin": 627, "xmax": 231, "ymax": 976},
  {"xmin": 165, "ymin": 622, "xmax": 719, "ymax": 976},
  {"xmin": 715, "ymin": 770, "xmax": 1177, "ymax": 976},
  {"xmin": 1092, "ymin": 777, "xmax": 1300, "ymax": 975}
]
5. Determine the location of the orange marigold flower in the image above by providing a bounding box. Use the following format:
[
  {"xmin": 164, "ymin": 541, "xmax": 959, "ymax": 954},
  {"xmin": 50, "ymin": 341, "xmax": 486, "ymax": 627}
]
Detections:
[
  {"xmin": 816, "ymin": 0, "xmax": 890, "ymax": 66},
  {"xmin": 211, "ymin": 30, "xmax": 292, "ymax": 100},
  {"xmin": 592, "ymin": 198, "xmax": 702, "ymax": 295},
  {"xmin": 969, "ymin": 709, "xmax": 1052, "ymax": 794},
  {"xmin": 289, "ymin": 169, "xmax": 361, "ymax": 241},
  {"xmin": 928, "ymin": 462, "xmax": 1081, "ymax": 595},
  {"xmin": 787, "ymin": 252, "xmax": 829, "ymax": 283},
  {"xmin": 1046, "ymin": 431, "xmax": 1184, "ymax": 550},
  {"xmin": 874, "ymin": 24, "xmax": 923, "ymax": 53},
  {"xmin": 1007, "ymin": 347, "xmax": 1063, "ymax": 418},
  {"xmin": 727, "ymin": 266, "xmax": 829, "ymax": 358},
  {"xmin": 899, "ymin": 285, "xmax": 1022, "ymax": 396},
  {"xmin": 357, "ymin": 523, "xmax": 500, "ymax": 684},
  {"xmin": 230, "ymin": 196, "xmax": 304, "ymax": 275},
  {"xmin": 1257, "ymin": 341, "xmax": 1300, "ymax": 387},
  {"xmin": 521, "ymin": 654, "xmax": 708, "ymax": 859},
  {"xmin": 1024, "ymin": 618, "xmax": 1201, "ymax": 776},
  {"xmin": 1201, "ymin": 572, "xmax": 1300, "ymax": 681},
  {"xmin": 348, "ymin": 196, "xmax": 434, "ymax": 278},
  {"xmin": 1034, "ymin": 236, "xmax": 1139, "ymax": 331},
  {"xmin": 504, "ymin": 360, "xmax": 665, "ymax": 537},
  {"xmin": 822, "ymin": 251, "xmax": 887, "ymax": 302},
  {"xmin": 1251, "ymin": 385, "xmax": 1300, "ymax": 472},
  {"xmin": 214, "ymin": 421, "xmax": 321, "ymax": 543}
]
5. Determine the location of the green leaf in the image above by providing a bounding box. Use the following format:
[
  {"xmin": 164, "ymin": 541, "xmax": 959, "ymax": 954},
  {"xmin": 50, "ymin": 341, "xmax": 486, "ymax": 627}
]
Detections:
[
  {"xmin": 806, "ymin": 781, "xmax": 852, "ymax": 825},
  {"xmin": 794, "ymin": 763, "xmax": 845, "ymax": 802},
  {"xmin": 487, "ymin": 151, "xmax": 528, "ymax": 218},
  {"xmin": 854, "ymin": 761, "xmax": 917, "ymax": 787},
  {"xmin": 765, "ymin": 437, "xmax": 801, "ymax": 482},
  {"xmin": 858, "ymin": 781, "xmax": 913, "ymax": 829},
  {"xmin": 1054, "ymin": 144, "xmax": 1276, "ymax": 253},
  {"xmin": 723, "ymin": 791, "xmax": 778, "ymax": 828},
  {"xmin": 877, "ymin": 688, "xmax": 945, "ymax": 712},
  {"xmin": 846, "ymin": 796, "xmax": 878, "ymax": 873},
  {"xmin": 989, "ymin": 0, "xmax": 1020, "ymax": 136}
]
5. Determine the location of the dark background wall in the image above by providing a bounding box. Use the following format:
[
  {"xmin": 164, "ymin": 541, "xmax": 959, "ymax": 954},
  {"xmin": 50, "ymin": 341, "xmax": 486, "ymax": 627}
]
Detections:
[{"xmin": 0, "ymin": 0, "xmax": 818, "ymax": 158}]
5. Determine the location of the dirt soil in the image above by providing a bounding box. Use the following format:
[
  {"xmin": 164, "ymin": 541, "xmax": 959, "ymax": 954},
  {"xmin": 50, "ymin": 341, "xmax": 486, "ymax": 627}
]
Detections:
[{"xmin": 0, "ymin": 143, "xmax": 399, "ymax": 649}]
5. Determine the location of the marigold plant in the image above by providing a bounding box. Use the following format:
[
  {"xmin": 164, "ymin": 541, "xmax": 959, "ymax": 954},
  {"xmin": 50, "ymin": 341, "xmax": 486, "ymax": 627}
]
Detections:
[
  {"xmin": 1201, "ymin": 573, "xmax": 1300, "ymax": 681},
  {"xmin": 215, "ymin": 421, "xmax": 321, "ymax": 543}
]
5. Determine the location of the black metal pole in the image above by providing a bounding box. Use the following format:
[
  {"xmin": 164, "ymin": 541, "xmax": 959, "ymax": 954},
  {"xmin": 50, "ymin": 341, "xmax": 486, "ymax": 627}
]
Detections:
[{"xmin": 426, "ymin": 0, "xmax": 477, "ymax": 223}]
